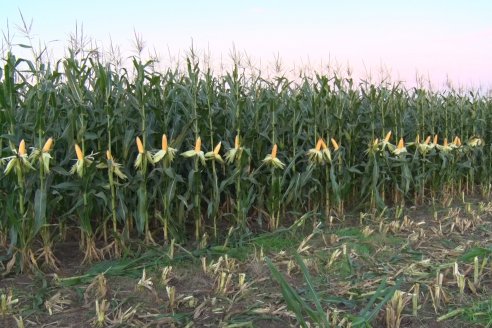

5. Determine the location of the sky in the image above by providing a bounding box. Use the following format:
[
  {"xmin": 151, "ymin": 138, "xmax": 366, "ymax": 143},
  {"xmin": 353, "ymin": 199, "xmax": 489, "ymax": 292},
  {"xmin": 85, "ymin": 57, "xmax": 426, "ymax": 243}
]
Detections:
[{"xmin": 1, "ymin": 0, "xmax": 491, "ymax": 90}]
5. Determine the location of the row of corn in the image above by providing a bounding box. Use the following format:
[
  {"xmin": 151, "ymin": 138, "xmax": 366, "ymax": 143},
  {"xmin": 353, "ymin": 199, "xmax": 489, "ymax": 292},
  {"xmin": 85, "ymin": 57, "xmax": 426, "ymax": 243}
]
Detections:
[{"xmin": 0, "ymin": 50, "xmax": 491, "ymax": 271}]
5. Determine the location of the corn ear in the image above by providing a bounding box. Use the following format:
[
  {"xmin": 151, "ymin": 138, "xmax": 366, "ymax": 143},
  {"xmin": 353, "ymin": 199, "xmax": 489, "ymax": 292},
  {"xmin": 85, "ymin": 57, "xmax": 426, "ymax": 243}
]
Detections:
[
  {"xmin": 213, "ymin": 142, "xmax": 221, "ymax": 155},
  {"xmin": 136, "ymin": 137, "xmax": 144, "ymax": 154},
  {"xmin": 206, "ymin": 142, "xmax": 224, "ymax": 163},
  {"xmin": 331, "ymin": 138, "xmax": 339, "ymax": 151},
  {"xmin": 195, "ymin": 137, "xmax": 202, "ymax": 153},
  {"xmin": 393, "ymin": 138, "xmax": 407, "ymax": 155},
  {"xmin": 263, "ymin": 144, "xmax": 284, "ymax": 169},
  {"xmin": 271, "ymin": 144, "xmax": 278, "ymax": 159},
  {"xmin": 19, "ymin": 140, "xmax": 26, "ymax": 156},
  {"xmin": 42, "ymin": 138, "xmax": 53, "ymax": 152},
  {"xmin": 397, "ymin": 138, "xmax": 404, "ymax": 149},
  {"xmin": 384, "ymin": 131, "xmax": 392, "ymax": 143},
  {"xmin": 234, "ymin": 135, "xmax": 240, "ymax": 149},
  {"xmin": 181, "ymin": 138, "xmax": 205, "ymax": 165},
  {"xmin": 162, "ymin": 134, "xmax": 168, "ymax": 152},
  {"xmin": 225, "ymin": 136, "xmax": 243, "ymax": 164},
  {"xmin": 75, "ymin": 144, "xmax": 84, "ymax": 160},
  {"xmin": 315, "ymin": 138, "xmax": 323, "ymax": 151}
]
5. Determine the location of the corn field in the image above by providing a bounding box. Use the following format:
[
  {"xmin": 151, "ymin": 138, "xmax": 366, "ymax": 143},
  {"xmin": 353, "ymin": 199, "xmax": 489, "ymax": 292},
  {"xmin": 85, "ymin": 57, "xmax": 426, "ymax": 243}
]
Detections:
[{"xmin": 1, "ymin": 50, "xmax": 491, "ymax": 271}]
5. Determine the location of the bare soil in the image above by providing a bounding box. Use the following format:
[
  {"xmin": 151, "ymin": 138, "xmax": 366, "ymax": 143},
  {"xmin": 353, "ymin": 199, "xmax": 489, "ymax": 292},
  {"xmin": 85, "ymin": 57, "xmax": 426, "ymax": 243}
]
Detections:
[{"xmin": 0, "ymin": 200, "xmax": 491, "ymax": 327}]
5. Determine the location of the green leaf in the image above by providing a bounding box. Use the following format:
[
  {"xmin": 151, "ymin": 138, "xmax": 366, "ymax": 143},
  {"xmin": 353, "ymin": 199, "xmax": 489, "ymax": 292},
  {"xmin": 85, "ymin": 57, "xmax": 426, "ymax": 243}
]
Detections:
[
  {"xmin": 294, "ymin": 253, "xmax": 329, "ymax": 326},
  {"xmin": 136, "ymin": 184, "xmax": 147, "ymax": 234},
  {"xmin": 34, "ymin": 189, "xmax": 47, "ymax": 234},
  {"xmin": 459, "ymin": 247, "xmax": 492, "ymax": 262}
]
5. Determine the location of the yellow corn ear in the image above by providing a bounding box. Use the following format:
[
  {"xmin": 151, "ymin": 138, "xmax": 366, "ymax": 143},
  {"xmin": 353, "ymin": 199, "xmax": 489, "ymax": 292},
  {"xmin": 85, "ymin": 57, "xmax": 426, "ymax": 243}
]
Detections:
[
  {"xmin": 234, "ymin": 135, "xmax": 240, "ymax": 149},
  {"xmin": 443, "ymin": 138, "xmax": 448, "ymax": 147},
  {"xmin": 424, "ymin": 136, "xmax": 431, "ymax": 144},
  {"xmin": 195, "ymin": 137, "xmax": 201, "ymax": 153},
  {"xmin": 315, "ymin": 138, "xmax": 323, "ymax": 151},
  {"xmin": 106, "ymin": 150, "xmax": 112, "ymax": 160},
  {"xmin": 75, "ymin": 144, "xmax": 84, "ymax": 160},
  {"xmin": 19, "ymin": 139, "xmax": 26, "ymax": 156},
  {"xmin": 320, "ymin": 139, "xmax": 328, "ymax": 150},
  {"xmin": 271, "ymin": 144, "xmax": 278, "ymax": 159},
  {"xmin": 162, "ymin": 134, "xmax": 168, "ymax": 152},
  {"xmin": 454, "ymin": 136, "xmax": 461, "ymax": 146},
  {"xmin": 213, "ymin": 142, "xmax": 222, "ymax": 155},
  {"xmin": 136, "ymin": 136, "xmax": 144, "ymax": 154},
  {"xmin": 397, "ymin": 138, "xmax": 404, "ymax": 149},
  {"xmin": 331, "ymin": 138, "xmax": 339, "ymax": 151},
  {"xmin": 384, "ymin": 131, "xmax": 392, "ymax": 143},
  {"xmin": 42, "ymin": 138, "xmax": 53, "ymax": 152},
  {"xmin": 433, "ymin": 135, "xmax": 438, "ymax": 144}
]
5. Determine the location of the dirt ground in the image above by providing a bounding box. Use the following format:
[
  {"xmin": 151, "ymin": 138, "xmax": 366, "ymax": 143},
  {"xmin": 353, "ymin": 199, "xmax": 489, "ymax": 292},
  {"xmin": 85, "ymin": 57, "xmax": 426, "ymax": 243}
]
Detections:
[{"xmin": 0, "ymin": 200, "xmax": 491, "ymax": 327}]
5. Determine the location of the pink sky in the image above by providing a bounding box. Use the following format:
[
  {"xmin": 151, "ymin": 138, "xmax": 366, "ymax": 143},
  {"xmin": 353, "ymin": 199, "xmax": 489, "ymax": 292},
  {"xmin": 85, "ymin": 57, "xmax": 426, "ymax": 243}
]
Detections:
[{"xmin": 1, "ymin": 1, "xmax": 491, "ymax": 90}]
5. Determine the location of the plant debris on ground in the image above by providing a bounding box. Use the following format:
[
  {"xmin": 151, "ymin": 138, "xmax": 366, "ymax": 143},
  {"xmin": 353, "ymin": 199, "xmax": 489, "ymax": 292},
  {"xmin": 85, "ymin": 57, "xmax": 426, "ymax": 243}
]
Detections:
[{"xmin": 1, "ymin": 200, "xmax": 491, "ymax": 327}]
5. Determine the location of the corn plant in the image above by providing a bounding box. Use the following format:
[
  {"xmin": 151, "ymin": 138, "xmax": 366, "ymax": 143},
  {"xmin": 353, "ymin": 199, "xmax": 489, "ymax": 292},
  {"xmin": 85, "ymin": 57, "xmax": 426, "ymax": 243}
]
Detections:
[
  {"xmin": 389, "ymin": 138, "xmax": 412, "ymax": 207},
  {"xmin": 224, "ymin": 135, "xmax": 253, "ymax": 229},
  {"xmin": 70, "ymin": 143, "xmax": 101, "ymax": 263},
  {"xmin": 131, "ymin": 58, "xmax": 156, "ymax": 244},
  {"xmin": 181, "ymin": 137, "xmax": 206, "ymax": 241},
  {"xmin": 205, "ymin": 140, "xmax": 223, "ymax": 239},
  {"xmin": 263, "ymin": 144, "xmax": 285, "ymax": 230},
  {"xmin": 1, "ymin": 44, "xmax": 492, "ymax": 271},
  {"xmin": 203, "ymin": 70, "xmax": 223, "ymax": 239},
  {"xmin": 2, "ymin": 140, "xmax": 36, "ymax": 271},
  {"xmin": 153, "ymin": 134, "xmax": 178, "ymax": 242},
  {"xmin": 101, "ymin": 149, "xmax": 127, "ymax": 257},
  {"xmin": 30, "ymin": 137, "xmax": 58, "ymax": 269}
]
